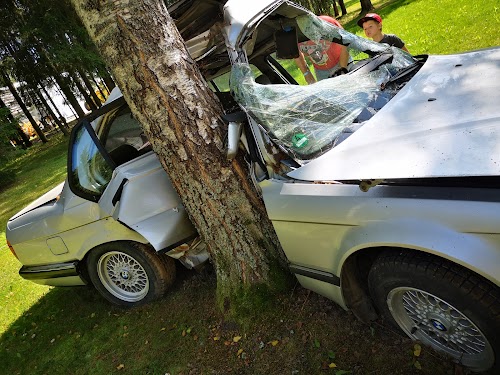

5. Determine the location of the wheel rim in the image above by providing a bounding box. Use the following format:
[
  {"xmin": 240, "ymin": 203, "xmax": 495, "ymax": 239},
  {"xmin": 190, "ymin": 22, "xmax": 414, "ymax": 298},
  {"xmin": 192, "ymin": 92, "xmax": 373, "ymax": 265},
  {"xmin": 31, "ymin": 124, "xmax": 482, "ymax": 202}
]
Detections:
[
  {"xmin": 387, "ymin": 287, "xmax": 494, "ymax": 371},
  {"xmin": 97, "ymin": 251, "xmax": 149, "ymax": 302}
]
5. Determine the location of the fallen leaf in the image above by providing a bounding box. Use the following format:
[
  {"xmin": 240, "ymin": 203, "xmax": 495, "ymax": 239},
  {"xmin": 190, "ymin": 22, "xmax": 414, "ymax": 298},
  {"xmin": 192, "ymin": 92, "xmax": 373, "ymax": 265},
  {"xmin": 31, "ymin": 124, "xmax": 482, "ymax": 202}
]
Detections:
[
  {"xmin": 116, "ymin": 364, "xmax": 125, "ymax": 370},
  {"xmin": 413, "ymin": 344, "xmax": 422, "ymax": 357},
  {"xmin": 160, "ymin": 327, "xmax": 166, "ymax": 332},
  {"xmin": 182, "ymin": 330, "xmax": 186, "ymax": 337},
  {"xmin": 213, "ymin": 336, "xmax": 220, "ymax": 341},
  {"xmin": 237, "ymin": 348, "xmax": 243, "ymax": 356},
  {"xmin": 186, "ymin": 327, "xmax": 192, "ymax": 334},
  {"xmin": 224, "ymin": 341, "xmax": 231, "ymax": 346},
  {"xmin": 50, "ymin": 338, "xmax": 55, "ymax": 343},
  {"xmin": 233, "ymin": 336, "xmax": 242, "ymax": 343},
  {"xmin": 329, "ymin": 363, "xmax": 337, "ymax": 368},
  {"xmin": 269, "ymin": 340, "xmax": 279, "ymax": 347},
  {"xmin": 414, "ymin": 360, "xmax": 422, "ymax": 370},
  {"xmin": 90, "ymin": 313, "xmax": 95, "ymax": 318}
]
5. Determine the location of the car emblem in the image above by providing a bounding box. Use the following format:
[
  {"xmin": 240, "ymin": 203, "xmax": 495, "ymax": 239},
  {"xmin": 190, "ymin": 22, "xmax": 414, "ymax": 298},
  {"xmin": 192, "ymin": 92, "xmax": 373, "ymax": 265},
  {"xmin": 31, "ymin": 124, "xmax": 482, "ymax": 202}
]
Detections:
[{"xmin": 431, "ymin": 319, "xmax": 447, "ymax": 332}]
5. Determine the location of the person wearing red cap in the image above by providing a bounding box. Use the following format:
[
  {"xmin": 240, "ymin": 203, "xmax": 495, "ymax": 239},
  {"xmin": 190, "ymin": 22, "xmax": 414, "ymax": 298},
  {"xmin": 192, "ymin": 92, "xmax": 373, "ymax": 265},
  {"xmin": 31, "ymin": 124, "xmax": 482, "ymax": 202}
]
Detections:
[
  {"xmin": 357, "ymin": 13, "xmax": 409, "ymax": 53},
  {"xmin": 294, "ymin": 15, "xmax": 350, "ymax": 84}
]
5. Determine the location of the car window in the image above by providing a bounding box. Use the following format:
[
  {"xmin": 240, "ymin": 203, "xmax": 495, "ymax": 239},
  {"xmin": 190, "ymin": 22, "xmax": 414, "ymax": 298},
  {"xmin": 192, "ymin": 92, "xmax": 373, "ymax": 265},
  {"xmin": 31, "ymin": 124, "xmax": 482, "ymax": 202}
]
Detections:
[
  {"xmin": 99, "ymin": 106, "xmax": 148, "ymax": 152},
  {"xmin": 70, "ymin": 124, "xmax": 113, "ymax": 200}
]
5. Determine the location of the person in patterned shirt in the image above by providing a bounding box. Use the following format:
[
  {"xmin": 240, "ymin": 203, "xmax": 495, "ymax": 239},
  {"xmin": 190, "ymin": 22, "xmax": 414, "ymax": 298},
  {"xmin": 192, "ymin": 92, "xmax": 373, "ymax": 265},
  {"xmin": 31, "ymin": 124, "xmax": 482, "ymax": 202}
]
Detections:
[{"xmin": 294, "ymin": 15, "xmax": 350, "ymax": 84}]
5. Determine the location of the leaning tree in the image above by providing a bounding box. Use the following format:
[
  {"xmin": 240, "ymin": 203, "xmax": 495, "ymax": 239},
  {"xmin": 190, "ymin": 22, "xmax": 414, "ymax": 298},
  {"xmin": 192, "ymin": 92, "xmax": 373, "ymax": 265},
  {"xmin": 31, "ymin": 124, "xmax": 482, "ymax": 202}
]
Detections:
[{"xmin": 70, "ymin": 0, "xmax": 288, "ymax": 313}]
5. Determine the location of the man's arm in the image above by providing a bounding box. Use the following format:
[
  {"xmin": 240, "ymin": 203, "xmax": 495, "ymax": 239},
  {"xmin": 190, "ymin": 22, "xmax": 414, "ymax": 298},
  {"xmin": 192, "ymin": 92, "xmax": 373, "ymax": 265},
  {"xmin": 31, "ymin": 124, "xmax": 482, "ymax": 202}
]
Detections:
[
  {"xmin": 339, "ymin": 45, "xmax": 349, "ymax": 69},
  {"xmin": 294, "ymin": 52, "xmax": 316, "ymax": 84}
]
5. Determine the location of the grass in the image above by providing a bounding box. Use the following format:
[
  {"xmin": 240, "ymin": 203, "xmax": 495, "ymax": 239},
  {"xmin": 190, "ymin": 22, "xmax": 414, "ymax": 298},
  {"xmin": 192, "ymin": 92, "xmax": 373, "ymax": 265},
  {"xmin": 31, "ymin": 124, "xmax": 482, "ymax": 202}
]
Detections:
[
  {"xmin": 340, "ymin": 0, "xmax": 500, "ymax": 54},
  {"xmin": 0, "ymin": 0, "xmax": 499, "ymax": 374},
  {"xmin": 0, "ymin": 135, "xmax": 68, "ymax": 333}
]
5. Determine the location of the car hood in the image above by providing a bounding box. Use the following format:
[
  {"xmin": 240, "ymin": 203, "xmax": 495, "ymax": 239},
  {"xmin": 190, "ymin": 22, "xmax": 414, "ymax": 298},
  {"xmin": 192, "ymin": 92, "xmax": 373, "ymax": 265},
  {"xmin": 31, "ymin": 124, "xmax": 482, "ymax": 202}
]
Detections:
[
  {"xmin": 288, "ymin": 47, "xmax": 500, "ymax": 181},
  {"xmin": 9, "ymin": 182, "xmax": 65, "ymax": 221}
]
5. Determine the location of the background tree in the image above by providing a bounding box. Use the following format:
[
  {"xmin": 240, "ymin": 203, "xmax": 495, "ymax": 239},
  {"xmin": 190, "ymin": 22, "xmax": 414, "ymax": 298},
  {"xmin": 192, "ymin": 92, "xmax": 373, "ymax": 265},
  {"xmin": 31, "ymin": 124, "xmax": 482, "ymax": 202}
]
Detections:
[
  {"xmin": 70, "ymin": 0, "xmax": 287, "ymax": 312},
  {"xmin": 0, "ymin": 0, "xmax": 115, "ymax": 129},
  {"xmin": 360, "ymin": 0, "xmax": 374, "ymax": 13}
]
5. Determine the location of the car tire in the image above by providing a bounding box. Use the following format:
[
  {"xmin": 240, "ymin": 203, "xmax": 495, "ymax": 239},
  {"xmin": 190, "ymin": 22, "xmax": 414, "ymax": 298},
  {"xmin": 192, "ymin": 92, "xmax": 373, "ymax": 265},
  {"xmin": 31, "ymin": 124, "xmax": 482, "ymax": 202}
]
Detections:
[
  {"xmin": 87, "ymin": 241, "xmax": 176, "ymax": 307},
  {"xmin": 368, "ymin": 250, "xmax": 499, "ymax": 372}
]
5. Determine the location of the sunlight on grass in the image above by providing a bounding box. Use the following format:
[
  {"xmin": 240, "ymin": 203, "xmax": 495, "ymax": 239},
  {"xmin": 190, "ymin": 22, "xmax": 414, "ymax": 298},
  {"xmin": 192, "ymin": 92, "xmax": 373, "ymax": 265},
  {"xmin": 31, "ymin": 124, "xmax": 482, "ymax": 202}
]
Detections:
[
  {"xmin": 0, "ymin": 136, "xmax": 68, "ymax": 335},
  {"xmin": 342, "ymin": 0, "xmax": 500, "ymax": 54},
  {"xmin": 0, "ymin": 240, "xmax": 50, "ymax": 333}
]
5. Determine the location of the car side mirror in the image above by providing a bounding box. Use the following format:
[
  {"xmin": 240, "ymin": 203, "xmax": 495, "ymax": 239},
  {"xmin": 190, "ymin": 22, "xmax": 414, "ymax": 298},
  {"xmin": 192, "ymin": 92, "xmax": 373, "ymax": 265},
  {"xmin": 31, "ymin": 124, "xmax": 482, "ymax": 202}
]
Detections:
[{"xmin": 275, "ymin": 27, "xmax": 299, "ymax": 59}]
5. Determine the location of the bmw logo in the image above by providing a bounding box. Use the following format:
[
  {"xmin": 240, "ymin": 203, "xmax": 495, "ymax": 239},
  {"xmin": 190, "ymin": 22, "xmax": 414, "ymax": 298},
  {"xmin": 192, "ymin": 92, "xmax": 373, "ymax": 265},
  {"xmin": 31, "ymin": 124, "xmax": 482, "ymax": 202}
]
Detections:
[{"xmin": 431, "ymin": 319, "xmax": 447, "ymax": 331}]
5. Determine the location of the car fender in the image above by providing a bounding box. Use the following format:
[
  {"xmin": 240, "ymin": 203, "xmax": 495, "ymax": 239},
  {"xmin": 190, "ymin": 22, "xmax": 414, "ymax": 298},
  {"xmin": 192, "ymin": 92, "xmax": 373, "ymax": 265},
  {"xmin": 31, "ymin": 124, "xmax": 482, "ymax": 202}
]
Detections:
[
  {"xmin": 335, "ymin": 218, "xmax": 500, "ymax": 286},
  {"xmin": 99, "ymin": 152, "xmax": 197, "ymax": 251}
]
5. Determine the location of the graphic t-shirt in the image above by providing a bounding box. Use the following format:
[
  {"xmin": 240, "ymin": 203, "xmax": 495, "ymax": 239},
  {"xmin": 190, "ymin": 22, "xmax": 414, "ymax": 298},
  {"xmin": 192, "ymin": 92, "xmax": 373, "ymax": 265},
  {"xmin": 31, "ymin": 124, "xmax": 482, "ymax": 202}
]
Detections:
[
  {"xmin": 298, "ymin": 16, "xmax": 343, "ymax": 71},
  {"xmin": 298, "ymin": 41, "xmax": 342, "ymax": 71}
]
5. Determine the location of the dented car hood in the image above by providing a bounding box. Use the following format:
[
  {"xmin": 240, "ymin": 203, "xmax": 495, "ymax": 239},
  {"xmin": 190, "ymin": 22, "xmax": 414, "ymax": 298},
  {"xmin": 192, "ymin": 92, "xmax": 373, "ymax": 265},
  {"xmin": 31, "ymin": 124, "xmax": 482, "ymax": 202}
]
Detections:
[{"xmin": 288, "ymin": 48, "xmax": 500, "ymax": 181}]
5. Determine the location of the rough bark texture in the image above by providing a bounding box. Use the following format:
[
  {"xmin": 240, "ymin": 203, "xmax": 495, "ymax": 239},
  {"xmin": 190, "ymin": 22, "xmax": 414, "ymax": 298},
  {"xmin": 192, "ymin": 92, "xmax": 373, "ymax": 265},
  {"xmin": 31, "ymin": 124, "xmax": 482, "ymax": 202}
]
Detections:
[{"xmin": 71, "ymin": 0, "xmax": 287, "ymax": 308}]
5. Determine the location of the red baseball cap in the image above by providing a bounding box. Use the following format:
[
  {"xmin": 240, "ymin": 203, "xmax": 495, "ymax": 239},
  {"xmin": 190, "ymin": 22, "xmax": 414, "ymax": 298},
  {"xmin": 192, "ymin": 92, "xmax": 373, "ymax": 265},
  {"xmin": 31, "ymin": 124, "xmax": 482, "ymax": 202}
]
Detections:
[{"xmin": 357, "ymin": 13, "xmax": 382, "ymax": 27}]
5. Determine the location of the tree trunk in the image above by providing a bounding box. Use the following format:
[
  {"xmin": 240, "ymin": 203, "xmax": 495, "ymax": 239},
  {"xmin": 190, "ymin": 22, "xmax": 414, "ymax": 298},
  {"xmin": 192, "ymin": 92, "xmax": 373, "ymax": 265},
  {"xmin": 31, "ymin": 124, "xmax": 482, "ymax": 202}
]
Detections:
[
  {"xmin": 100, "ymin": 68, "xmax": 115, "ymax": 92},
  {"xmin": 0, "ymin": 96, "xmax": 32, "ymax": 148},
  {"xmin": 1, "ymin": 70, "xmax": 48, "ymax": 143},
  {"xmin": 92, "ymin": 74, "xmax": 108, "ymax": 101},
  {"xmin": 79, "ymin": 70, "xmax": 102, "ymax": 108},
  {"xmin": 338, "ymin": 0, "xmax": 347, "ymax": 15},
  {"xmin": 71, "ymin": 0, "xmax": 287, "ymax": 311},
  {"xmin": 39, "ymin": 83, "xmax": 69, "ymax": 134},
  {"xmin": 360, "ymin": 0, "xmax": 374, "ymax": 12},
  {"xmin": 331, "ymin": 1, "xmax": 339, "ymax": 17},
  {"xmin": 71, "ymin": 73, "xmax": 98, "ymax": 110},
  {"xmin": 36, "ymin": 87, "xmax": 69, "ymax": 136},
  {"xmin": 53, "ymin": 74, "xmax": 86, "ymax": 118}
]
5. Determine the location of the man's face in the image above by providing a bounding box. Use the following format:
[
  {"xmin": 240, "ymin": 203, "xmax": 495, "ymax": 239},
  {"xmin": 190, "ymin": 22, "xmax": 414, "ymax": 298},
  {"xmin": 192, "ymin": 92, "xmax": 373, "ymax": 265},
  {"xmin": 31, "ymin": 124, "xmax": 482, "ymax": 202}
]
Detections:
[{"xmin": 363, "ymin": 20, "xmax": 382, "ymax": 38}]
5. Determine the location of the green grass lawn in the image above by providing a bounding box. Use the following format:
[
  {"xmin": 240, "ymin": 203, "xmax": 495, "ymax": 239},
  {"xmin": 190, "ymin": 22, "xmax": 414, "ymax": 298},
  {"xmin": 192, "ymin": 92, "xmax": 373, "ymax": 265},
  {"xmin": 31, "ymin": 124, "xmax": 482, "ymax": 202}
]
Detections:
[
  {"xmin": 0, "ymin": 135, "xmax": 68, "ymax": 333},
  {"xmin": 0, "ymin": 0, "xmax": 498, "ymax": 374}
]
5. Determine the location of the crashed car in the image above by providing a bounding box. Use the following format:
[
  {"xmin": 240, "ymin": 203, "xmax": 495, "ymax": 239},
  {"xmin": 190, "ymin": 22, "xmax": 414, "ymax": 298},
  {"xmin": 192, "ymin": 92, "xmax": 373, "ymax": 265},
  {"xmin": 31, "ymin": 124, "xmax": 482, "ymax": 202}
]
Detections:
[{"xmin": 5, "ymin": 0, "xmax": 500, "ymax": 372}]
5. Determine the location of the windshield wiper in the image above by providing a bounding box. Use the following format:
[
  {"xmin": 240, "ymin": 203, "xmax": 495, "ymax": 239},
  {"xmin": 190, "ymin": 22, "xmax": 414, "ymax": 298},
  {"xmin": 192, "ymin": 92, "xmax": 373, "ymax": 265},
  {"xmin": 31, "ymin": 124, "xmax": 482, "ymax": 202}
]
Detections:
[
  {"xmin": 385, "ymin": 62, "xmax": 422, "ymax": 86},
  {"xmin": 349, "ymin": 51, "xmax": 394, "ymax": 76}
]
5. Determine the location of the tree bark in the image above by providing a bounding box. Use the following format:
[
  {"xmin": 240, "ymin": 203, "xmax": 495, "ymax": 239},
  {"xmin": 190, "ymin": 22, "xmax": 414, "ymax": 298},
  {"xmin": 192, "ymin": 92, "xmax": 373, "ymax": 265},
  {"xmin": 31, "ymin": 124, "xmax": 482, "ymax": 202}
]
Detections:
[
  {"xmin": 360, "ymin": 0, "xmax": 374, "ymax": 13},
  {"xmin": 1, "ymin": 70, "xmax": 48, "ymax": 143},
  {"xmin": 70, "ymin": 0, "xmax": 287, "ymax": 310}
]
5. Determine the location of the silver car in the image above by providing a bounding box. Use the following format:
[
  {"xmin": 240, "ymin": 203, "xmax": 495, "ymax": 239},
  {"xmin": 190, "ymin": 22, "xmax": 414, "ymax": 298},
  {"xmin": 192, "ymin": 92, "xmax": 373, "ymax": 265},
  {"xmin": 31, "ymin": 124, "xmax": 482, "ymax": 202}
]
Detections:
[{"xmin": 6, "ymin": 0, "xmax": 500, "ymax": 372}]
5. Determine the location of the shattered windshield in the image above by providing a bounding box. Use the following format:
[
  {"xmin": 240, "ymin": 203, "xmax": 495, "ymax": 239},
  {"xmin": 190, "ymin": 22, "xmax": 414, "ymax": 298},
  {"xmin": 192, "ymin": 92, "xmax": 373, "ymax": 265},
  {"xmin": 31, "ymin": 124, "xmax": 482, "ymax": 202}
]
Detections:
[{"xmin": 230, "ymin": 13, "xmax": 416, "ymax": 162}]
